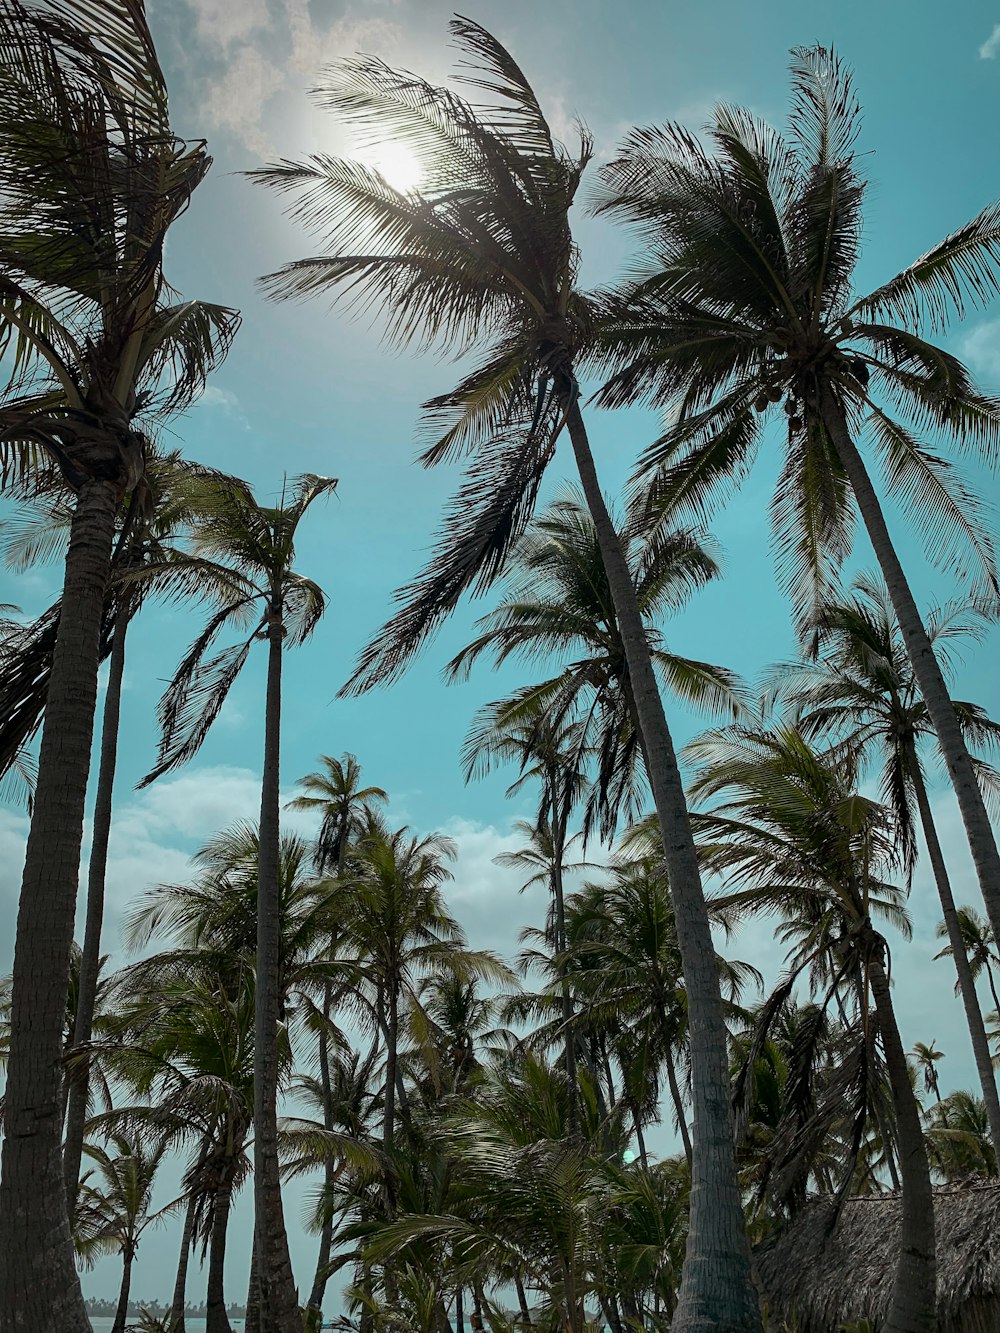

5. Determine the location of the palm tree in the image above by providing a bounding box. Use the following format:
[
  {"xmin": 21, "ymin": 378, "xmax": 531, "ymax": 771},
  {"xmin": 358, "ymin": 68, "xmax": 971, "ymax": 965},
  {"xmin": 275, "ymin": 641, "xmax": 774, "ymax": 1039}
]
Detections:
[
  {"xmin": 74, "ymin": 1131, "xmax": 180, "ymax": 1333},
  {"xmin": 287, "ymin": 752, "xmax": 387, "ymax": 1330},
  {"xmin": 473, "ymin": 713, "xmax": 595, "ymax": 1119},
  {"xmin": 0, "ymin": 3, "xmax": 238, "ymax": 1322},
  {"xmin": 288, "ymin": 752, "xmax": 389, "ymax": 875},
  {"xmin": 255, "ymin": 22, "xmax": 762, "ymax": 1324},
  {"xmin": 925, "ymin": 1089, "xmax": 998, "ymax": 1180},
  {"xmin": 143, "ymin": 474, "xmax": 335, "ymax": 1333},
  {"xmin": 100, "ymin": 966, "xmax": 256, "ymax": 1333},
  {"xmin": 687, "ymin": 724, "xmax": 935, "ymax": 1332},
  {"xmin": 912, "ymin": 1042, "xmax": 945, "ymax": 1103},
  {"xmin": 594, "ymin": 46, "xmax": 1000, "ymax": 1020},
  {"xmin": 773, "ymin": 572, "xmax": 1000, "ymax": 1150},
  {"xmin": 936, "ymin": 906, "xmax": 1000, "ymax": 1015},
  {"xmin": 448, "ymin": 490, "xmax": 744, "ymax": 842}
]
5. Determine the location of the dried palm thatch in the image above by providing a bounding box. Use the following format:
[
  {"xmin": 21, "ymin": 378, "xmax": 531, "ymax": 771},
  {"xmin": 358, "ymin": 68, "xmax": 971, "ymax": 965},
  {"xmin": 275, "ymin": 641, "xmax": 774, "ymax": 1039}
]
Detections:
[{"xmin": 754, "ymin": 1179, "xmax": 1000, "ymax": 1332}]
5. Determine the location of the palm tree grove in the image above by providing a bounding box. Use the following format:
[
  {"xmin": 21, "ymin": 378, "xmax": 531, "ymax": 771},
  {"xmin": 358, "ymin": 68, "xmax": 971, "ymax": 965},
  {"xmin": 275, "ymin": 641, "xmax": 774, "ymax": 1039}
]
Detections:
[{"xmin": 3, "ymin": 3, "xmax": 1000, "ymax": 1332}]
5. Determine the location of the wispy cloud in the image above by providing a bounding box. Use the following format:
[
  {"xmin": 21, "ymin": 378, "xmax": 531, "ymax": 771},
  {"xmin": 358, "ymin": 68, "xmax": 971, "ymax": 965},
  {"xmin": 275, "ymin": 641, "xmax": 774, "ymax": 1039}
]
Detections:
[
  {"xmin": 979, "ymin": 23, "xmax": 1000, "ymax": 59},
  {"xmin": 177, "ymin": 0, "xmax": 404, "ymax": 158},
  {"xmin": 959, "ymin": 319, "xmax": 1000, "ymax": 385}
]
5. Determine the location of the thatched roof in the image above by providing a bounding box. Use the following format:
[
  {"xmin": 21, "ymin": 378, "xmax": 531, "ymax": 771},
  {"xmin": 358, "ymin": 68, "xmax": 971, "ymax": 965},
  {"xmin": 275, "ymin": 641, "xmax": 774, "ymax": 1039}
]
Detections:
[{"xmin": 754, "ymin": 1179, "xmax": 1000, "ymax": 1332}]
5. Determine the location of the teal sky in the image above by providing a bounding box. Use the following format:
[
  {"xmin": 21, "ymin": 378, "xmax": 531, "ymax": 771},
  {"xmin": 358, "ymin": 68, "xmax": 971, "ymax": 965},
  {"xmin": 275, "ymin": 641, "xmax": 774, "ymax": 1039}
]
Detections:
[{"xmin": 3, "ymin": 0, "xmax": 1000, "ymax": 1309}]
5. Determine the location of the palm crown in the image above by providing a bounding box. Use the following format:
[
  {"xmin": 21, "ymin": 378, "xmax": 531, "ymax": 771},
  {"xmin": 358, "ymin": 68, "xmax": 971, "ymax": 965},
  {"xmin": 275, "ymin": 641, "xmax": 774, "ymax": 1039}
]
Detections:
[
  {"xmin": 593, "ymin": 47, "xmax": 1000, "ymax": 635},
  {"xmin": 254, "ymin": 18, "xmax": 597, "ymax": 691}
]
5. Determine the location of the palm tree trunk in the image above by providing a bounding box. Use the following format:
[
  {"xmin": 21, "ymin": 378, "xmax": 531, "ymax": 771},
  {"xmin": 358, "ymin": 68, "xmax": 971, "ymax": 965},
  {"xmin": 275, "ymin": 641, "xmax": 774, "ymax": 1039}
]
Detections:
[
  {"xmin": 112, "ymin": 1247, "xmax": 135, "ymax": 1333},
  {"xmin": 514, "ymin": 1274, "xmax": 531, "ymax": 1327},
  {"xmin": 865, "ymin": 930, "xmax": 936, "ymax": 1333},
  {"xmin": 664, "ymin": 1050, "xmax": 694, "ymax": 1168},
  {"xmin": 905, "ymin": 739, "xmax": 1000, "ymax": 1152},
  {"xmin": 245, "ymin": 1225, "xmax": 262, "ymax": 1333},
  {"xmin": 305, "ymin": 987, "xmax": 336, "ymax": 1332},
  {"xmin": 170, "ymin": 1187, "xmax": 197, "ymax": 1333},
  {"xmin": 824, "ymin": 393, "xmax": 1000, "ymax": 962},
  {"xmin": 254, "ymin": 584, "xmax": 302, "ymax": 1333},
  {"xmin": 64, "ymin": 599, "xmax": 131, "ymax": 1209},
  {"xmin": 206, "ymin": 1170, "xmax": 236, "ymax": 1333},
  {"xmin": 561, "ymin": 395, "xmax": 760, "ymax": 1332},
  {"xmin": 384, "ymin": 980, "xmax": 399, "ymax": 1156},
  {"xmin": 550, "ymin": 816, "xmax": 578, "ymax": 1127},
  {"xmin": 0, "ymin": 477, "xmax": 118, "ymax": 1333}
]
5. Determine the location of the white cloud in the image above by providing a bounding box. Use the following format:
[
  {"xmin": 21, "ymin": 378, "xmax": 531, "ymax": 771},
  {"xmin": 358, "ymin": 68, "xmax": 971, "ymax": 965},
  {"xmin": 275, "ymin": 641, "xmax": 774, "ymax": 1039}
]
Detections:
[
  {"xmin": 177, "ymin": 0, "xmax": 404, "ymax": 158},
  {"xmin": 979, "ymin": 24, "xmax": 1000, "ymax": 59},
  {"xmin": 959, "ymin": 319, "xmax": 1000, "ymax": 387}
]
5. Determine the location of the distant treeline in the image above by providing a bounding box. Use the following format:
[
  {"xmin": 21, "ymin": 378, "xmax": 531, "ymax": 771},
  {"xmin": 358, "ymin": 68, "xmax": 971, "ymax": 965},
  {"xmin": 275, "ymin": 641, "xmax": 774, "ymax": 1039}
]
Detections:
[{"xmin": 84, "ymin": 1298, "xmax": 247, "ymax": 1317}]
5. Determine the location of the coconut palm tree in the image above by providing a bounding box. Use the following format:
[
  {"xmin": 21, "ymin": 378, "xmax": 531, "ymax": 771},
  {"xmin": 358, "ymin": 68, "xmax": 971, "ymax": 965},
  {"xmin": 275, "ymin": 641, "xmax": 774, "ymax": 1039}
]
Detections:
[
  {"xmin": 97, "ymin": 966, "xmax": 256, "ymax": 1333},
  {"xmin": 687, "ymin": 724, "xmax": 935, "ymax": 1332},
  {"xmin": 924, "ymin": 1089, "xmax": 998, "ymax": 1181},
  {"xmin": 448, "ymin": 490, "xmax": 745, "ymax": 841},
  {"xmin": 912, "ymin": 1042, "xmax": 945, "ymax": 1103},
  {"xmin": 287, "ymin": 753, "xmax": 387, "ymax": 1329},
  {"xmin": 255, "ymin": 22, "xmax": 762, "ymax": 1323},
  {"xmin": 0, "ymin": 3, "xmax": 238, "ymax": 1321},
  {"xmin": 935, "ymin": 906, "xmax": 1000, "ymax": 1015},
  {"xmin": 74, "ymin": 1131, "xmax": 181, "ymax": 1333},
  {"xmin": 594, "ymin": 47, "xmax": 1000, "ymax": 1037},
  {"xmin": 772, "ymin": 571, "xmax": 1000, "ymax": 1150},
  {"xmin": 142, "ymin": 473, "xmax": 335, "ymax": 1333}
]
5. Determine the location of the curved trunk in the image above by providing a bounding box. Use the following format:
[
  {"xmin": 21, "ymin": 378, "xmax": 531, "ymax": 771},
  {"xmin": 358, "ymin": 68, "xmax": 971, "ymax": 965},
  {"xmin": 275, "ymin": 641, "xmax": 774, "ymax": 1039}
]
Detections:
[
  {"xmin": 254, "ymin": 586, "xmax": 302, "ymax": 1333},
  {"xmin": 906, "ymin": 741, "xmax": 1000, "ymax": 1150},
  {"xmin": 170, "ymin": 1187, "xmax": 198, "ymax": 1333},
  {"xmin": 0, "ymin": 477, "xmax": 118, "ymax": 1333},
  {"xmin": 206, "ymin": 1170, "xmax": 236, "ymax": 1333},
  {"xmin": 866, "ymin": 933, "xmax": 937, "ymax": 1333},
  {"xmin": 562, "ymin": 397, "xmax": 760, "ymax": 1331},
  {"xmin": 825, "ymin": 395, "xmax": 1000, "ymax": 963},
  {"xmin": 112, "ymin": 1246, "xmax": 135, "ymax": 1333},
  {"xmin": 64, "ymin": 600, "xmax": 130, "ymax": 1209}
]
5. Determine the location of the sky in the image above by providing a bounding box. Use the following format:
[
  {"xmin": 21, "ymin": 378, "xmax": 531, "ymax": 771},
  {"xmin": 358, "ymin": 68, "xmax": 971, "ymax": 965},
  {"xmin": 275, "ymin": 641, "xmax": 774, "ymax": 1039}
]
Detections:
[{"xmin": 3, "ymin": 0, "xmax": 1000, "ymax": 1312}]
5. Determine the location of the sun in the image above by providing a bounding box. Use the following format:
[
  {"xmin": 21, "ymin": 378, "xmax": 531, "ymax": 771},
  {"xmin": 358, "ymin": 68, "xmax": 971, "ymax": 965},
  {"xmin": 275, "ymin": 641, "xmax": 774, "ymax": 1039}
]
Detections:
[{"xmin": 361, "ymin": 141, "xmax": 423, "ymax": 193}]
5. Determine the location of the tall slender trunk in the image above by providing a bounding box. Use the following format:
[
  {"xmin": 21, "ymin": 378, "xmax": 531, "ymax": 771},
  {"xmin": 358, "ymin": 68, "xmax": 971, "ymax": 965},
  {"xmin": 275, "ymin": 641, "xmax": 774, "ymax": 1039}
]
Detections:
[
  {"xmin": 982, "ymin": 956, "xmax": 1000, "ymax": 1019},
  {"xmin": 383, "ymin": 979, "xmax": 399, "ymax": 1156},
  {"xmin": 865, "ymin": 930, "xmax": 937, "ymax": 1333},
  {"xmin": 550, "ymin": 812, "xmax": 578, "ymax": 1127},
  {"xmin": 246, "ymin": 1225, "xmax": 263, "ymax": 1333},
  {"xmin": 64, "ymin": 600, "xmax": 131, "ymax": 1209},
  {"xmin": 170, "ymin": 1188, "xmax": 198, "ymax": 1333},
  {"xmin": 305, "ymin": 985, "xmax": 336, "ymax": 1332},
  {"xmin": 206, "ymin": 1170, "xmax": 236, "ymax": 1333},
  {"xmin": 906, "ymin": 739, "xmax": 1000, "ymax": 1151},
  {"xmin": 664, "ymin": 1049, "xmax": 694, "ymax": 1168},
  {"xmin": 112, "ymin": 1246, "xmax": 136, "ymax": 1333},
  {"xmin": 0, "ymin": 478, "xmax": 118, "ymax": 1333},
  {"xmin": 825, "ymin": 393, "xmax": 1000, "ymax": 962},
  {"xmin": 514, "ymin": 1274, "xmax": 531, "ymax": 1327},
  {"xmin": 254, "ymin": 581, "xmax": 302, "ymax": 1333},
  {"xmin": 562, "ymin": 395, "xmax": 760, "ymax": 1332}
]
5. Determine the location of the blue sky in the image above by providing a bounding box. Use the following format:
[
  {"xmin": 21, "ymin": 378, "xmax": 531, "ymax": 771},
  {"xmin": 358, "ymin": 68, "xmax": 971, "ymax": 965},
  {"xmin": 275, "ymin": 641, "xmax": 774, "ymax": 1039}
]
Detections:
[{"xmin": 3, "ymin": 0, "xmax": 1000, "ymax": 1310}]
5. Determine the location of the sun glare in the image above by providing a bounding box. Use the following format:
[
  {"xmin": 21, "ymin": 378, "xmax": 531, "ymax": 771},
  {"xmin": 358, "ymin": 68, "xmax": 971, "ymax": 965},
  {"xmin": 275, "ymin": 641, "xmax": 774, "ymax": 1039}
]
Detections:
[{"xmin": 362, "ymin": 141, "xmax": 423, "ymax": 193}]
